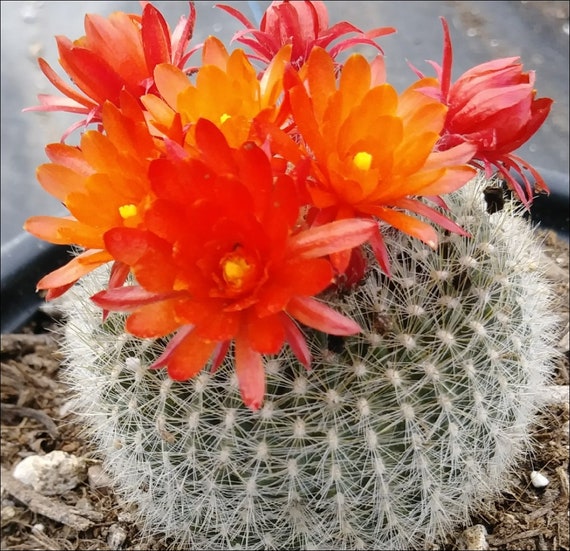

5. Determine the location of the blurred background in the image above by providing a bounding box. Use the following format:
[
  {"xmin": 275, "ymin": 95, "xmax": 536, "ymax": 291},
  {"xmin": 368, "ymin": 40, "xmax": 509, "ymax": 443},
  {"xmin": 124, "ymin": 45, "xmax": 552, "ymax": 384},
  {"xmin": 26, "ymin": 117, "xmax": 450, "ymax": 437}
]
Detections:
[{"xmin": 1, "ymin": 1, "xmax": 568, "ymax": 248}]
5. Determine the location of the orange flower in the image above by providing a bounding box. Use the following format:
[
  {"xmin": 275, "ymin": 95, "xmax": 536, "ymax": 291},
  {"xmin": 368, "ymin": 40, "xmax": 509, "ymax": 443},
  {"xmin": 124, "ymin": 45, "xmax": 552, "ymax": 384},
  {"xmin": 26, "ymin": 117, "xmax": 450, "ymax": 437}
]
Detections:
[
  {"xmin": 23, "ymin": 93, "xmax": 162, "ymax": 299},
  {"xmin": 91, "ymin": 120, "xmax": 377, "ymax": 410},
  {"xmin": 286, "ymin": 47, "xmax": 477, "ymax": 273},
  {"xmin": 216, "ymin": 0, "xmax": 395, "ymax": 69},
  {"xmin": 24, "ymin": 2, "xmax": 197, "ymax": 138},
  {"xmin": 418, "ymin": 18, "xmax": 553, "ymax": 207},
  {"xmin": 141, "ymin": 36, "xmax": 292, "ymax": 149}
]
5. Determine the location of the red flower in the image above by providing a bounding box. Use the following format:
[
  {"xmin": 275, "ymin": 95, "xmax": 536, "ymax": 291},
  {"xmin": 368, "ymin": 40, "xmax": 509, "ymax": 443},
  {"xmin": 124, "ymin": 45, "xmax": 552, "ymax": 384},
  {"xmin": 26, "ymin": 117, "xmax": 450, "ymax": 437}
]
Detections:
[
  {"xmin": 216, "ymin": 0, "xmax": 395, "ymax": 69},
  {"xmin": 23, "ymin": 92, "xmax": 163, "ymax": 299},
  {"xmin": 92, "ymin": 120, "xmax": 377, "ymax": 410},
  {"xmin": 416, "ymin": 18, "xmax": 553, "ymax": 207},
  {"xmin": 24, "ymin": 2, "xmax": 197, "ymax": 139}
]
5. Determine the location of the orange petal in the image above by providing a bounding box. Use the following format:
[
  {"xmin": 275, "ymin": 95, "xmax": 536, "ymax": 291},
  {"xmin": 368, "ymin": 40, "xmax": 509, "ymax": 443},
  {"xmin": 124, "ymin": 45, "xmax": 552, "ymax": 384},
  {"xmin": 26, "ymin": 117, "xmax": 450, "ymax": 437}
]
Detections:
[
  {"xmin": 413, "ymin": 166, "xmax": 477, "ymax": 196},
  {"xmin": 259, "ymin": 44, "xmax": 291, "ymax": 106},
  {"xmin": 83, "ymin": 12, "xmax": 147, "ymax": 87},
  {"xmin": 80, "ymin": 130, "xmax": 120, "ymax": 172},
  {"xmin": 289, "ymin": 85, "xmax": 326, "ymax": 160},
  {"xmin": 369, "ymin": 206, "xmax": 439, "ymax": 248},
  {"xmin": 201, "ymin": 35, "xmax": 230, "ymax": 68},
  {"xmin": 141, "ymin": 93, "xmax": 176, "ymax": 130},
  {"xmin": 44, "ymin": 143, "xmax": 94, "ymax": 176},
  {"xmin": 36, "ymin": 249, "xmax": 111, "ymax": 291},
  {"xmin": 36, "ymin": 163, "xmax": 86, "ymax": 202},
  {"xmin": 306, "ymin": 47, "xmax": 337, "ymax": 123},
  {"xmin": 339, "ymin": 53, "xmax": 371, "ymax": 104},
  {"xmin": 24, "ymin": 216, "xmax": 104, "ymax": 249},
  {"xmin": 153, "ymin": 63, "xmax": 191, "ymax": 109}
]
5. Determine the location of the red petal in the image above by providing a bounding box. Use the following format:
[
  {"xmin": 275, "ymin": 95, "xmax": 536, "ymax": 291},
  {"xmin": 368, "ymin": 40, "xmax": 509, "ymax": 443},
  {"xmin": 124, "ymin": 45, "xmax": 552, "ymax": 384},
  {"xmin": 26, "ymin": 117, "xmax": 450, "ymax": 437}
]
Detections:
[
  {"xmin": 163, "ymin": 331, "xmax": 218, "ymax": 381},
  {"xmin": 194, "ymin": 118, "xmax": 237, "ymax": 174},
  {"xmin": 439, "ymin": 17, "xmax": 453, "ymax": 102},
  {"xmin": 141, "ymin": 4, "xmax": 172, "ymax": 72},
  {"xmin": 171, "ymin": 3, "xmax": 196, "ymax": 67},
  {"xmin": 45, "ymin": 282, "xmax": 76, "ymax": 301},
  {"xmin": 393, "ymin": 198, "xmax": 470, "ymax": 237},
  {"xmin": 104, "ymin": 228, "xmax": 175, "ymax": 292},
  {"xmin": 57, "ymin": 39, "xmax": 124, "ymax": 105},
  {"xmin": 91, "ymin": 285, "xmax": 182, "ymax": 312},
  {"xmin": 369, "ymin": 226, "xmax": 391, "ymax": 276},
  {"xmin": 235, "ymin": 333, "xmax": 266, "ymax": 411},
  {"xmin": 287, "ymin": 218, "xmax": 377, "ymax": 258},
  {"xmin": 36, "ymin": 57, "xmax": 97, "ymax": 109},
  {"xmin": 255, "ymin": 258, "xmax": 333, "ymax": 317},
  {"xmin": 108, "ymin": 261, "xmax": 130, "ymax": 289},
  {"xmin": 126, "ymin": 298, "xmax": 184, "ymax": 338},
  {"xmin": 281, "ymin": 313, "xmax": 311, "ymax": 369},
  {"xmin": 215, "ymin": 4, "xmax": 257, "ymax": 32},
  {"xmin": 210, "ymin": 340, "xmax": 231, "ymax": 373},
  {"xmin": 149, "ymin": 325, "xmax": 193, "ymax": 369},
  {"xmin": 287, "ymin": 296, "xmax": 362, "ymax": 335},
  {"xmin": 245, "ymin": 312, "xmax": 286, "ymax": 354}
]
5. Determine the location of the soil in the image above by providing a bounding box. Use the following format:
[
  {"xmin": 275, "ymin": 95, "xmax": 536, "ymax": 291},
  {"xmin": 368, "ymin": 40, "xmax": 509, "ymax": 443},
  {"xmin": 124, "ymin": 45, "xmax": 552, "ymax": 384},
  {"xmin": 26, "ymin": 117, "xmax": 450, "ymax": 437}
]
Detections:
[{"xmin": 1, "ymin": 229, "xmax": 569, "ymax": 551}]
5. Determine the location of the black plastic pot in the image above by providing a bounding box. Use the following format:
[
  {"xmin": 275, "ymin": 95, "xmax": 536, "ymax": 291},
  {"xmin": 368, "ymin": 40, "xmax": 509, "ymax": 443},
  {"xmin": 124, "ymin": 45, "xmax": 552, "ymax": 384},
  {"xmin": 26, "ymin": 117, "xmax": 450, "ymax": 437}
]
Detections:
[
  {"xmin": 1, "ymin": 236, "xmax": 72, "ymax": 334},
  {"xmin": 1, "ymin": 168, "xmax": 568, "ymax": 334}
]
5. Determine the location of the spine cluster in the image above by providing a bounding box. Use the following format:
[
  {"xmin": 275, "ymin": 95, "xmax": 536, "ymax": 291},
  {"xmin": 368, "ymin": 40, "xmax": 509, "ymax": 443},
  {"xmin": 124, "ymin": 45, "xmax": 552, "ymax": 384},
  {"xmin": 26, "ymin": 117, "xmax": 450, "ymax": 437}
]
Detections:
[{"xmin": 60, "ymin": 175, "xmax": 558, "ymax": 550}]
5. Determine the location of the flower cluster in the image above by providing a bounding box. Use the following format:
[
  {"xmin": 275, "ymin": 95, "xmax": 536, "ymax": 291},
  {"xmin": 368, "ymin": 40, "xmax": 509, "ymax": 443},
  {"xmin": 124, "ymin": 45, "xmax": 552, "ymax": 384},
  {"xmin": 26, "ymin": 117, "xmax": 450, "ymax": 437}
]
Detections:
[{"xmin": 24, "ymin": 1, "xmax": 552, "ymax": 409}]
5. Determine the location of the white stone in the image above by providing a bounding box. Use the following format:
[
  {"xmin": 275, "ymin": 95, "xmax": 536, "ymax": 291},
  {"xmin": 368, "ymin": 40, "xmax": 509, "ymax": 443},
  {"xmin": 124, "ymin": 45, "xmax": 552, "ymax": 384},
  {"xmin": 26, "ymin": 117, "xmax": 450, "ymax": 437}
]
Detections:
[
  {"xmin": 12, "ymin": 451, "xmax": 86, "ymax": 496},
  {"xmin": 87, "ymin": 464, "xmax": 113, "ymax": 492},
  {"xmin": 530, "ymin": 470, "xmax": 549, "ymax": 488},
  {"xmin": 107, "ymin": 524, "xmax": 128, "ymax": 549},
  {"xmin": 457, "ymin": 524, "xmax": 489, "ymax": 550},
  {"xmin": 31, "ymin": 523, "xmax": 45, "ymax": 536}
]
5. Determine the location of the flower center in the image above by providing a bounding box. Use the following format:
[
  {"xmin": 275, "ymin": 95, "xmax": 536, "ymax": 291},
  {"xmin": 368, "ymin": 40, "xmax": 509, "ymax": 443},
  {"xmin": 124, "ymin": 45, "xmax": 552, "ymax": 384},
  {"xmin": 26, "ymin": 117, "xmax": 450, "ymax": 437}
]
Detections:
[
  {"xmin": 119, "ymin": 204, "xmax": 137, "ymax": 219},
  {"xmin": 353, "ymin": 151, "xmax": 373, "ymax": 171},
  {"xmin": 220, "ymin": 113, "xmax": 232, "ymax": 124},
  {"xmin": 221, "ymin": 252, "xmax": 254, "ymax": 290}
]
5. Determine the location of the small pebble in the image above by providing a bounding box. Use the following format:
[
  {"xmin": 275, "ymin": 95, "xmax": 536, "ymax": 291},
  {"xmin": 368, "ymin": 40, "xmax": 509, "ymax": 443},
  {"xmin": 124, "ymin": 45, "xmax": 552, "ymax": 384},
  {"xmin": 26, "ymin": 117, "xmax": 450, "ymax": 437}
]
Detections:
[
  {"xmin": 530, "ymin": 470, "xmax": 550, "ymax": 488},
  {"xmin": 88, "ymin": 464, "xmax": 113, "ymax": 493},
  {"xmin": 107, "ymin": 523, "xmax": 128, "ymax": 549},
  {"xmin": 457, "ymin": 524, "xmax": 489, "ymax": 550},
  {"xmin": 12, "ymin": 451, "xmax": 86, "ymax": 496},
  {"xmin": 1, "ymin": 505, "xmax": 17, "ymax": 522},
  {"xmin": 31, "ymin": 523, "xmax": 45, "ymax": 536}
]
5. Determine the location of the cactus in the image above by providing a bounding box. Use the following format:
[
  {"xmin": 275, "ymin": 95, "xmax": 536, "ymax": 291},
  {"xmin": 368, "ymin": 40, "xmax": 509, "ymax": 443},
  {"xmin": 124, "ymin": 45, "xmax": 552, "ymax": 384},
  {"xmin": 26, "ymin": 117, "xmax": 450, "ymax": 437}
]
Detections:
[{"xmin": 59, "ymin": 174, "xmax": 559, "ymax": 550}]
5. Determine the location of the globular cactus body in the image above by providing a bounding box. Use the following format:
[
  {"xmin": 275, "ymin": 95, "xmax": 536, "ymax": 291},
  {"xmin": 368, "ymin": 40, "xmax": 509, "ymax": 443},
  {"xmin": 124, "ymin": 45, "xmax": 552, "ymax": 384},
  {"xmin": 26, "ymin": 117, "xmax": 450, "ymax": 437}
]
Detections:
[{"xmin": 61, "ymin": 176, "xmax": 558, "ymax": 550}]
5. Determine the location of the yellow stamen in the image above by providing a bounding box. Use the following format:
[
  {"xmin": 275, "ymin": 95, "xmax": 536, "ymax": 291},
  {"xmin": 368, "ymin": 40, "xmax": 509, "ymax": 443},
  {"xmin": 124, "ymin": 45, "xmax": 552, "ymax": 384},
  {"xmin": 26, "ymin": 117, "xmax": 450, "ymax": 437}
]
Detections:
[
  {"xmin": 353, "ymin": 151, "xmax": 373, "ymax": 171},
  {"xmin": 119, "ymin": 204, "xmax": 137, "ymax": 219},
  {"xmin": 222, "ymin": 255, "xmax": 251, "ymax": 288},
  {"xmin": 220, "ymin": 113, "xmax": 232, "ymax": 124}
]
